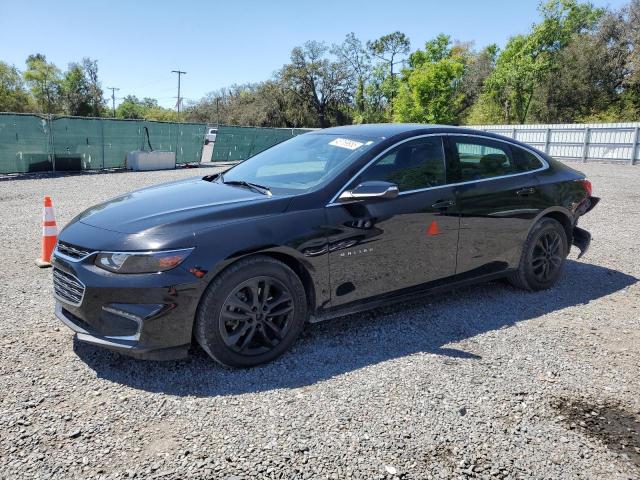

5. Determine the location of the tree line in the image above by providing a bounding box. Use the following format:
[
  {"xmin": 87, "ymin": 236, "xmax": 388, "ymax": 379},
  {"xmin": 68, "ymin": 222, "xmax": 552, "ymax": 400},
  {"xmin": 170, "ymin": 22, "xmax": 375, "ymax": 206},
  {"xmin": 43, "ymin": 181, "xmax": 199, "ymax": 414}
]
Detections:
[
  {"xmin": 1, "ymin": 0, "xmax": 638, "ymax": 126},
  {"xmin": 0, "ymin": 54, "xmax": 180, "ymax": 121}
]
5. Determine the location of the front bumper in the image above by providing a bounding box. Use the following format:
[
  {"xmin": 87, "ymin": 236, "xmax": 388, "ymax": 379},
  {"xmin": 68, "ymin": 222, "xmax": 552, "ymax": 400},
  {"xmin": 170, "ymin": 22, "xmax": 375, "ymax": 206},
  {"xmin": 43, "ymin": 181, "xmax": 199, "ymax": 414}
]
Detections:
[
  {"xmin": 55, "ymin": 303, "xmax": 190, "ymax": 360},
  {"xmin": 51, "ymin": 248, "xmax": 205, "ymax": 361}
]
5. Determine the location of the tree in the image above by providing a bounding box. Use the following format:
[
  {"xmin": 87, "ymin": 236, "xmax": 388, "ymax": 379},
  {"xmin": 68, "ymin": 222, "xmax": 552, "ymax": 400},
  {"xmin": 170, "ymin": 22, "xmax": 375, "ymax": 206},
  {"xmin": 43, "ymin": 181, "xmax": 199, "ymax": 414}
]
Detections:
[
  {"xmin": 116, "ymin": 95, "xmax": 145, "ymax": 119},
  {"xmin": 81, "ymin": 58, "xmax": 105, "ymax": 116},
  {"xmin": 620, "ymin": 0, "xmax": 640, "ymax": 118},
  {"xmin": 280, "ymin": 41, "xmax": 351, "ymax": 127},
  {"xmin": 61, "ymin": 63, "xmax": 92, "ymax": 116},
  {"xmin": 333, "ymin": 33, "xmax": 371, "ymax": 117},
  {"xmin": 367, "ymin": 32, "xmax": 411, "ymax": 112},
  {"xmin": 457, "ymin": 44, "xmax": 498, "ymax": 120},
  {"xmin": 367, "ymin": 31, "xmax": 411, "ymax": 80},
  {"xmin": 530, "ymin": 10, "xmax": 630, "ymax": 122},
  {"xmin": 482, "ymin": 0, "xmax": 603, "ymax": 123},
  {"xmin": 23, "ymin": 54, "xmax": 62, "ymax": 114},
  {"xmin": 394, "ymin": 35, "xmax": 466, "ymax": 124},
  {"xmin": 115, "ymin": 95, "xmax": 177, "ymax": 121},
  {"xmin": 0, "ymin": 62, "xmax": 32, "ymax": 112}
]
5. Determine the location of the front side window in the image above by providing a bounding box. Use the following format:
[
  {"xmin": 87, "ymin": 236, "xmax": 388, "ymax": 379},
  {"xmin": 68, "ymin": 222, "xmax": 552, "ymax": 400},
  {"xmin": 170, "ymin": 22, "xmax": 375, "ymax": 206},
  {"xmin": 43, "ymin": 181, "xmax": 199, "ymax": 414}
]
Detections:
[
  {"xmin": 453, "ymin": 138, "xmax": 516, "ymax": 181},
  {"xmin": 221, "ymin": 133, "xmax": 379, "ymax": 193},
  {"xmin": 353, "ymin": 136, "xmax": 446, "ymax": 192}
]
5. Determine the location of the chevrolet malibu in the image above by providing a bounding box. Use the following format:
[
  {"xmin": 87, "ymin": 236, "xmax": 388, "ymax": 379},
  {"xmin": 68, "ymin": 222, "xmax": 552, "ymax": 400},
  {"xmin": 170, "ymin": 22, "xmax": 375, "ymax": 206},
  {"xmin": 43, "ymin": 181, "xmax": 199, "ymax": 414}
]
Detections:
[{"xmin": 52, "ymin": 124, "xmax": 599, "ymax": 367}]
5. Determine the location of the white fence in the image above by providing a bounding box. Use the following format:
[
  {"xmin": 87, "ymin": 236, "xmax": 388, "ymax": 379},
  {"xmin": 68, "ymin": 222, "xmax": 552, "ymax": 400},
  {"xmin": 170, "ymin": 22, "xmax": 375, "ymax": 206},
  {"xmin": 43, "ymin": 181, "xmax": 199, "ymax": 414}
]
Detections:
[{"xmin": 470, "ymin": 122, "xmax": 640, "ymax": 165}]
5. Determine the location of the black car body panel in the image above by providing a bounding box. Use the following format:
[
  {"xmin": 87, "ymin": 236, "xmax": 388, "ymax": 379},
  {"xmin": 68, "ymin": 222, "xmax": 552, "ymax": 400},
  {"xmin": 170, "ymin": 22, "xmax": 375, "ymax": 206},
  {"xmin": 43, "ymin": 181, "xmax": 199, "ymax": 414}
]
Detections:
[{"xmin": 52, "ymin": 124, "xmax": 598, "ymax": 360}]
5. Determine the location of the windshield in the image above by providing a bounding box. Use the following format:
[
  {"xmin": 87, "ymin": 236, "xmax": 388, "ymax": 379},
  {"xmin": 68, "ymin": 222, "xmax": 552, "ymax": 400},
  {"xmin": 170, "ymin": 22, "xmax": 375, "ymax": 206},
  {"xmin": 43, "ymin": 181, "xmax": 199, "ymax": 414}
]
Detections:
[{"xmin": 220, "ymin": 133, "xmax": 379, "ymax": 193}]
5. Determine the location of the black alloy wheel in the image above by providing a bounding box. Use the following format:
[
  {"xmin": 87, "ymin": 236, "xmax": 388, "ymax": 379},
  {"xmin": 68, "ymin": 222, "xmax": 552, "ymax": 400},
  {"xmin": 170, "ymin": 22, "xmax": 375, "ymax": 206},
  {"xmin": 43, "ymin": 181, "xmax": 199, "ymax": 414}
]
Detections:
[
  {"xmin": 530, "ymin": 230, "xmax": 563, "ymax": 283},
  {"xmin": 509, "ymin": 217, "xmax": 568, "ymax": 291},
  {"xmin": 195, "ymin": 256, "xmax": 307, "ymax": 367},
  {"xmin": 219, "ymin": 276, "xmax": 294, "ymax": 356}
]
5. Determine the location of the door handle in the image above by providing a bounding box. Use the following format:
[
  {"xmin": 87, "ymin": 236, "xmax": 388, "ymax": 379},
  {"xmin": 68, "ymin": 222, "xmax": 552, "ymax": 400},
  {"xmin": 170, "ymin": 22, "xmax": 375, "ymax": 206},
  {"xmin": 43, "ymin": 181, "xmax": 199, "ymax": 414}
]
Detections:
[
  {"xmin": 431, "ymin": 199, "xmax": 456, "ymax": 209},
  {"xmin": 516, "ymin": 187, "xmax": 535, "ymax": 196}
]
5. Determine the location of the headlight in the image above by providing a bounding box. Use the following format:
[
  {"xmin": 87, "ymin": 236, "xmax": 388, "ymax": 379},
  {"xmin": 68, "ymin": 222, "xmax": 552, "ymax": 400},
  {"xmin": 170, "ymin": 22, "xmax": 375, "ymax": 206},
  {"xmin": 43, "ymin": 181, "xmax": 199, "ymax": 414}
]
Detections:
[{"xmin": 94, "ymin": 248, "xmax": 194, "ymax": 274}]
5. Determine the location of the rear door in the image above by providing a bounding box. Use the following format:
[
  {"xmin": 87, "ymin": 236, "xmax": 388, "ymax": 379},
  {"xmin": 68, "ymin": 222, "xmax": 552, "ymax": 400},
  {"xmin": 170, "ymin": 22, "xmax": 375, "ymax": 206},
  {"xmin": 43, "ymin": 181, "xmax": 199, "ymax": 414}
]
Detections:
[
  {"xmin": 325, "ymin": 135, "xmax": 460, "ymax": 306},
  {"xmin": 447, "ymin": 135, "xmax": 547, "ymax": 275}
]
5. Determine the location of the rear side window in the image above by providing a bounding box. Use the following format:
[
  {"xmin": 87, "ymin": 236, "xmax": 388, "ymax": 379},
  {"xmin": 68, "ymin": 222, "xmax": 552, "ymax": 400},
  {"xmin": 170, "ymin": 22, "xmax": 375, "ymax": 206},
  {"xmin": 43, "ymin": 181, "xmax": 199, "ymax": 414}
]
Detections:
[
  {"xmin": 512, "ymin": 146, "xmax": 544, "ymax": 171},
  {"xmin": 453, "ymin": 138, "xmax": 516, "ymax": 181},
  {"xmin": 355, "ymin": 137, "xmax": 446, "ymax": 191}
]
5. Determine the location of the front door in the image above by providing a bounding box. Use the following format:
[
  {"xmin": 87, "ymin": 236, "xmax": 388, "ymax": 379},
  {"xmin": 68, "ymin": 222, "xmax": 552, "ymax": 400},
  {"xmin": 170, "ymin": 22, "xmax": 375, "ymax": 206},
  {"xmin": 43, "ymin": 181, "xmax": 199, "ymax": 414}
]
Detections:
[{"xmin": 325, "ymin": 135, "xmax": 460, "ymax": 307}]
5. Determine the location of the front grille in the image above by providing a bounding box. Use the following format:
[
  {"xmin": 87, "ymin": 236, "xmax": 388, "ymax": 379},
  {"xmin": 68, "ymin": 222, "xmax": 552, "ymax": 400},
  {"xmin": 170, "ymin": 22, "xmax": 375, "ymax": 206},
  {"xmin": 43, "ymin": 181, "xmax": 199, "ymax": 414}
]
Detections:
[
  {"xmin": 56, "ymin": 241, "xmax": 94, "ymax": 260},
  {"xmin": 53, "ymin": 268, "xmax": 86, "ymax": 306}
]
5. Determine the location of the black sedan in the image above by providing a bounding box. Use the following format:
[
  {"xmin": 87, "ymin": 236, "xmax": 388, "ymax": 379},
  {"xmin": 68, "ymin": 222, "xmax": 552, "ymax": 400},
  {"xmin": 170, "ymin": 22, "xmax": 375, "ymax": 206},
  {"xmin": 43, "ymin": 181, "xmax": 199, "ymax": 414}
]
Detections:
[{"xmin": 52, "ymin": 124, "xmax": 599, "ymax": 367}]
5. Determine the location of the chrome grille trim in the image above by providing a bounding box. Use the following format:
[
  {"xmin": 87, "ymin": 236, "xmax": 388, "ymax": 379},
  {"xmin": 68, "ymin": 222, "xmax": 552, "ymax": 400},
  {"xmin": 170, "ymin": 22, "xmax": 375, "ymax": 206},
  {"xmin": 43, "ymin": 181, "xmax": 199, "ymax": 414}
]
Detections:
[
  {"xmin": 55, "ymin": 242, "xmax": 95, "ymax": 262},
  {"xmin": 53, "ymin": 268, "xmax": 86, "ymax": 307}
]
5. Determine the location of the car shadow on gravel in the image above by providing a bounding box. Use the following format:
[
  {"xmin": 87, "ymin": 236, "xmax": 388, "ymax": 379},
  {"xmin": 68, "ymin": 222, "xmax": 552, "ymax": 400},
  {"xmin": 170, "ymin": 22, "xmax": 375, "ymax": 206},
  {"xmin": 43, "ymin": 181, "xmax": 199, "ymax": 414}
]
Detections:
[{"xmin": 74, "ymin": 260, "xmax": 637, "ymax": 397}]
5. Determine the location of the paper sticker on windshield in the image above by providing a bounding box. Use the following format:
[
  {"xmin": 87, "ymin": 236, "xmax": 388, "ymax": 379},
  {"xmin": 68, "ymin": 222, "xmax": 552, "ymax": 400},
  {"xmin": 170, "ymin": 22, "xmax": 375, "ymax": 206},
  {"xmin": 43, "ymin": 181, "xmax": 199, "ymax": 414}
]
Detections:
[{"xmin": 329, "ymin": 138, "xmax": 364, "ymax": 150}]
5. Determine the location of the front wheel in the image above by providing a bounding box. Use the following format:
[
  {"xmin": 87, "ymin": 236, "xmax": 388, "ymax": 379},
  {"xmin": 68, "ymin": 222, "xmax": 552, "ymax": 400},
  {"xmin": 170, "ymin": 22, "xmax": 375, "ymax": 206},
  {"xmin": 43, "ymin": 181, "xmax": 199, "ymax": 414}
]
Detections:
[
  {"xmin": 509, "ymin": 217, "xmax": 568, "ymax": 291},
  {"xmin": 195, "ymin": 256, "xmax": 307, "ymax": 367}
]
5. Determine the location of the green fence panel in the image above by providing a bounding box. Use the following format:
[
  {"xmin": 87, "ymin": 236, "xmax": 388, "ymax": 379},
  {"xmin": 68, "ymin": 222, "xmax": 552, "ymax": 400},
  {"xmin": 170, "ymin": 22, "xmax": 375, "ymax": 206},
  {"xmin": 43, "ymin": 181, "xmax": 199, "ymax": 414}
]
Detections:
[
  {"xmin": 144, "ymin": 120, "xmax": 176, "ymax": 154},
  {"xmin": 0, "ymin": 113, "xmax": 51, "ymax": 173},
  {"xmin": 178, "ymin": 123, "xmax": 206, "ymax": 164},
  {"xmin": 212, "ymin": 125, "xmax": 312, "ymax": 162},
  {"xmin": 142, "ymin": 121, "xmax": 206, "ymax": 165},
  {"xmin": 0, "ymin": 113, "xmax": 207, "ymax": 174},
  {"xmin": 102, "ymin": 119, "xmax": 142, "ymax": 168},
  {"xmin": 51, "ymin": 116, "xmax": 105, "ymax": 170}
]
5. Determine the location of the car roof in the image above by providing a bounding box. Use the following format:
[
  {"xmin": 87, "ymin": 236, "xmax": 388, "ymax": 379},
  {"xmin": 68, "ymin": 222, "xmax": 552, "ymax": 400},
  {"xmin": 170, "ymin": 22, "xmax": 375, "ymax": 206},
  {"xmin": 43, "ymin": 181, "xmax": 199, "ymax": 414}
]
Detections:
[
  {"xmin": 309, "ymin": 123, "xmax": 493, "ymax": 139},
  {"xmin": 306, "ymin": 123, "xmax": 546, "ymax": 156}
]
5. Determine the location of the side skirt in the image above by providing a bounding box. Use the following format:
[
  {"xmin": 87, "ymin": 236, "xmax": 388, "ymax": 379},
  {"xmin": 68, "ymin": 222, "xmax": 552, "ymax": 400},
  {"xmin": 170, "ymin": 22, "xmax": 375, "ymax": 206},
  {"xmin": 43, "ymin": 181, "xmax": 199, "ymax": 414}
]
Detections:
[{"xmin": 308, "ymin": 269, "xmax": 515, "ymax": 324}]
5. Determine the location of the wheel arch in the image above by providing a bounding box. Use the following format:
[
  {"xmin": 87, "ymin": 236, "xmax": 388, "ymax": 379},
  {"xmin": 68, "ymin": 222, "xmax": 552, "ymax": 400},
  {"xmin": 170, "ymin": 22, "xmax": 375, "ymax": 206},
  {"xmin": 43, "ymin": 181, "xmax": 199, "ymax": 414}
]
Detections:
[
  {"xmin": 532, "ymin": 207, "xmax": 574, "ymax": 245},
  {"xmin": 204, "ymin": 246, "xmax": 318, "ymax": 315}
]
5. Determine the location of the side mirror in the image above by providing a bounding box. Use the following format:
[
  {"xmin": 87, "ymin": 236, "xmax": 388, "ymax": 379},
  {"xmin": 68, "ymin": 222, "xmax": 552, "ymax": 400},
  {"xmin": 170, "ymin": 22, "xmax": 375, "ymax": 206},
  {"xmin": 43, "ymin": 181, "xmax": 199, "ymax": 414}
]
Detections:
[{"xmin": 338, "ymin": 181, "xmax": 399, "ymax": 202}]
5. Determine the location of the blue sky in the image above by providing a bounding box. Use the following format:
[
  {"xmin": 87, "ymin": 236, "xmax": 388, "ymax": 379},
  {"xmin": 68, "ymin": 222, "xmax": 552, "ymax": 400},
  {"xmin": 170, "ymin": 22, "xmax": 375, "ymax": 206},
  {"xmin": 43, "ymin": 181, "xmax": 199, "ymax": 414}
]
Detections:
[{"xmin": 0, "ymin": 0, "xmax": 629, "ymax": 108}]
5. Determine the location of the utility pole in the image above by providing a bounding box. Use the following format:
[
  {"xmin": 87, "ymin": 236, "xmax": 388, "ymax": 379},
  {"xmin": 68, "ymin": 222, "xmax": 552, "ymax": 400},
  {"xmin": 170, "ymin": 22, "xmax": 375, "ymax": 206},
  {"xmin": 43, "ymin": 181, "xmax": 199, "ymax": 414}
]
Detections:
[
  {"xmin": 107, "ymin": 87, "xmax": 119, "ymax": 117},
  {"xmin": 171, "ymin": 70, "xmax": 187, "ymax": 116}
]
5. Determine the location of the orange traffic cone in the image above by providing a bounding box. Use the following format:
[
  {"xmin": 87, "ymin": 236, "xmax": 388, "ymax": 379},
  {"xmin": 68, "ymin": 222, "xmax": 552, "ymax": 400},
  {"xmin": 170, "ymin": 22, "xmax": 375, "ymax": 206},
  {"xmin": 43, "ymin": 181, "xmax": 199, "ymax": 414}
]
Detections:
[{"xmin": 35, "ymin": 196, "xmax": 58, "ymax": 268}]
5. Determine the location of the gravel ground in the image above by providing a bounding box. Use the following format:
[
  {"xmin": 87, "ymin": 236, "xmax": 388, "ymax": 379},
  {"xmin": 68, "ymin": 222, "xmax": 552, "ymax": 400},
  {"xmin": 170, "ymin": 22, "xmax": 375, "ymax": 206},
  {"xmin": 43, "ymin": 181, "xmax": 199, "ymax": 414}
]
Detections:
[{"xmin": 0, "ymin": 162, "xmax": 639, "ymax": 480}]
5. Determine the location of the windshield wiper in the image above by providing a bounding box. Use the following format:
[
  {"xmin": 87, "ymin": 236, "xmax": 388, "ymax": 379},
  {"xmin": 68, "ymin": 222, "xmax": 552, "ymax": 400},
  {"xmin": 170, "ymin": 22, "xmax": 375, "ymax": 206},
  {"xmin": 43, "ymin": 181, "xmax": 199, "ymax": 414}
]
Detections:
[{"xmin": 222, "ymin": 178, "xmax": 272, "ymax": 196}]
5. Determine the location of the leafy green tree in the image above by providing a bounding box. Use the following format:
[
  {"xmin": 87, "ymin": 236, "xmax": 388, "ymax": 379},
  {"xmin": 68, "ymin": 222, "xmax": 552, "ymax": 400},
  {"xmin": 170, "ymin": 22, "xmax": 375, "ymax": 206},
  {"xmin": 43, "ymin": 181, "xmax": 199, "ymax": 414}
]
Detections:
[
  {"xmin": 393, "ymin": 35, "xmax": 466, "ymax": 124},
  {"xmin": 367, "ymin": 32, "xmax": 411, "ymax": 111},
  {"xmin": 457, "ymin": 44, "xmax": 498, "ymax": 121},
  {"xmin": 620, "ymin": 0, "xmax": 640, "ymax": 118},
  {"xmin": 61, "ymin": 63, "xmax": 92, "ymax": 116},
  {"xmin": 81, "ymin": 58, "xmax": 105, "ymax": 116},
  {"xmin": 333, "ymin": 33, "xmax": 371, "ymax": 118},
  {"xmin": 0, "ymin": 62, "xmax": 32, "ymax": 112},
  {"xmin": 116, "ymin": 95, "xmax": 144, "ymax": 119},
  {"xmin": 482, "ymin": 0, "xmax": 603, "ymax": 123},
  {"xmin": 115, "ymin": 95, "xmax": 177, "ymax": 121},
  {"xmin": 280, "ymin": 41, "xmax": 351, "ymax": 127},
  {"xmin": 530, "ymin": 11, "xmax": 630, "ymax": 122},
  {"xmin": 23, "ymin": 54, "xmax": 62, "ymax": 114}
]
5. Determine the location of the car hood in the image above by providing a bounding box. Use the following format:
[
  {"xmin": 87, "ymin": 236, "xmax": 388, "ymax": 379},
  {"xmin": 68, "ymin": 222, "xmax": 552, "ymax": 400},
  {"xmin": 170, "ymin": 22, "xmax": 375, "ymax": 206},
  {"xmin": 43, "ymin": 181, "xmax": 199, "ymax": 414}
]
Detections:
[{"xmin": 74, "ymin": 177, "xmax": 291, "ymax": 235}]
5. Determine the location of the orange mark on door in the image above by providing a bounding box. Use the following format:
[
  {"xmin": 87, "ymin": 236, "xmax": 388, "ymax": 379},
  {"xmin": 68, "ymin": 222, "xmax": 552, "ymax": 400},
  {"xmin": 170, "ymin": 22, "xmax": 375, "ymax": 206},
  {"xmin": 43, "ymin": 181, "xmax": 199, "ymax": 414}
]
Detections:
[{"xmin": 427, "ymin": 221, "xmax": 440, "ymax": 236}]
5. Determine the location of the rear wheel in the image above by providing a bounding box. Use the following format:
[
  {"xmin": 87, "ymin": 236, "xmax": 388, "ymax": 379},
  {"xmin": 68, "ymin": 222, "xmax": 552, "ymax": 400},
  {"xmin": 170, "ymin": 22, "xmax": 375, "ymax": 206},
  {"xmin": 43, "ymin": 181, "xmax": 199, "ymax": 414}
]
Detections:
[
  {"xmin": 509, "ymin": 217, "xmax": 568, "ymax": 291},
  {"xmin": 195, "ymin": 256, "xmax": 307, "ymax": 367}
]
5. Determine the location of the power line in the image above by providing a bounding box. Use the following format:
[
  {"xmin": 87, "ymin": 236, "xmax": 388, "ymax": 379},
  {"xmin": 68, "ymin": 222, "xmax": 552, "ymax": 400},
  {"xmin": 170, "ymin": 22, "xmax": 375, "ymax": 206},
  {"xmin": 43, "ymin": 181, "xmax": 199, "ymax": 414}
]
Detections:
[
  {"xmin": 107, "ymin": 87, "xmax": 120, "ymax": 117},
  {"xmin": 171, "ymin": 70, "xmax": 186, "ymax": 115}
]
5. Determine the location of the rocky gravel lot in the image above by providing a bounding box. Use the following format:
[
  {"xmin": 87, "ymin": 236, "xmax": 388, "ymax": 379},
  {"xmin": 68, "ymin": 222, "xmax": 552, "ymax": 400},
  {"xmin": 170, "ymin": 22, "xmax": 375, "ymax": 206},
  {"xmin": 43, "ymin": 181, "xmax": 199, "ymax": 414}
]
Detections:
[{"xmin": 0, "ymin": 162, "xmax": 639, "ymax": 479}]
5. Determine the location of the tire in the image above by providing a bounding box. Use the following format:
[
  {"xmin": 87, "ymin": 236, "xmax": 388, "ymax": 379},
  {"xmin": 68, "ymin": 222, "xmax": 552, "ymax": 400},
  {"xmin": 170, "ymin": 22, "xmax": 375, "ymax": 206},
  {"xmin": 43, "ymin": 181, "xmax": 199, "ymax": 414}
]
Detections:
[
  {"xmin": 195, "ymin": 256, "xmax": 307, "ymax": 367},
  {"xmin": 508, "ymin": 217, "xmax": 568, "ymax": 291}
]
